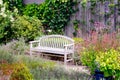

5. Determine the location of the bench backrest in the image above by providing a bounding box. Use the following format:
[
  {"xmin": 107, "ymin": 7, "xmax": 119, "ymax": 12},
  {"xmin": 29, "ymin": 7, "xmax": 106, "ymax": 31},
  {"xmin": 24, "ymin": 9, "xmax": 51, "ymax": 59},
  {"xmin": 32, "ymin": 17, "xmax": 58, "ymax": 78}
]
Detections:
[{"xmin": 39, "ymin": 35, "xmax": 74, "ymax": 49}]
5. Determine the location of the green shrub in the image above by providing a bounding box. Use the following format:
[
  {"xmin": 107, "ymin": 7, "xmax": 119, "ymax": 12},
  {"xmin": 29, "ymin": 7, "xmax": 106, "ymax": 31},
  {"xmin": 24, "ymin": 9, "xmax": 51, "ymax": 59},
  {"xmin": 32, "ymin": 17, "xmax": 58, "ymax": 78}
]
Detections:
[
  {"xmin": 73, "ymin": 37, "xmax": 84, "ymax": 44},
  {"xmin": 11, "ymin": 15, "xmax": 44, "ymax": 41},
  {"xmin": 23, "ymin": 0, "xmax": 77, "ymax": 34},
  {"xmin": 10, "ymin": 62, "xmax": 33, "ymax": 80},
  {"xmin": 0, "ymin": 2, "xmax": 21, "ymax": 43},
  {"xmin": 13, "ymin": 55, "xmax": 89, "ymax": 80},
  {"xmin": 30, "ymin": 65, "xmax": 89, "ymax": 80},
  {"xmin": 0, "ymin": 15, "xmax": 12, "ymax": 43},
  {"xmin": 0, "ymin": 63, "xmax": 15, "ymax": 79},
  {"xmin": 0, "ymin": 47, "xmax": 15, "ymax": 63},
  {"xmin": 3, "ymin": 0, "xmax": 24, "ymax": 14},
  {"xmin": 23, "ymin": 3, "xmax": 40, "ymax": 18},
  {"xmin": 80, "ymin": 47, "xmax": 98, "ymax": 74},
  {"xmin": 16, "ymin": 55, "xmax": 56, "ymax": 69},
  {"xmin": 0, "ymin": 62, "xmax": 33, "ymax": 80},
  {"xmin": 15, "ymin": 55, "xmax": 57, "ymax": 79},
  {"xmin": 1, "ymin": 38, "xmax": 28, "ymax": 55},
  {"xmin": 10, "ymin": 38, "xmax": 28, "ymax": 55},
  {"xmin": 39, "ymin": 0, "xmax": 76, "ymax": 34},
  {"xmin": 96, "ymin": 49, "xmax": 120, "ymax": 79},
  {"xmin": 73, "ymin": 37, "xmax": 84, "ymax": 65}
]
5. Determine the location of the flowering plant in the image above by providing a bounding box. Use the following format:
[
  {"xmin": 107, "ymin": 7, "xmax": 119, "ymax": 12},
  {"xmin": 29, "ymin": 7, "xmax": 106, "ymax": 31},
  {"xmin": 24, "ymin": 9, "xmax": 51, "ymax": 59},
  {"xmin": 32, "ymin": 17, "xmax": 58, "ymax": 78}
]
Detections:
[
  {"xmin": 0, "ymin": 0, "xmax": 17, "ymax": 43},
  {"xmin": 96, "ymin": 49, "xmax": 120, "ymax": 79}
]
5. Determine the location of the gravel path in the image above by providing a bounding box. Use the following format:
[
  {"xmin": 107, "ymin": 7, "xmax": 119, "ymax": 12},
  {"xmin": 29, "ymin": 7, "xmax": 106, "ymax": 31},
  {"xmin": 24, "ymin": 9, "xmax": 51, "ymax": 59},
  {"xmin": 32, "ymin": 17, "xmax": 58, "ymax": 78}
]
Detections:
[{"xmin": 63, "ymin": 65, "xmax": 90, "ymax": 74}]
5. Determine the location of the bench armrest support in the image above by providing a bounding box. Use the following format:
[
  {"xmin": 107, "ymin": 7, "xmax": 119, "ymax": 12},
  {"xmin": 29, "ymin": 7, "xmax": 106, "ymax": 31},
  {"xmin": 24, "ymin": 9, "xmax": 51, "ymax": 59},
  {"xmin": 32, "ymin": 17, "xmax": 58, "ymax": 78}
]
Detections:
[{"xmin": 64, "ymin": 43, "xmax": 74, "ymax": 52}]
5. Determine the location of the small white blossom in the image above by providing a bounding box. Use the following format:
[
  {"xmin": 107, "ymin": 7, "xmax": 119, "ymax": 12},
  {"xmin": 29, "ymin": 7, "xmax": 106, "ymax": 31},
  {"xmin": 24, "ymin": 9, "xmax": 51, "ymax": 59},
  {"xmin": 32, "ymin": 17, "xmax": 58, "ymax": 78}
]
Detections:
[
  {"xmin": 14, "ymin": 8, "xmax": 18, "ymax": 14},
  {"xmin": 47, "ymin": 30, "xmax": 52, "ymax": 32},
  {"xmin": 0, "ymin": 0, "xmax": 3, "ymax": 5},
  {"xmin": 0, "ymin": 12, "xmax": 7, "ymax": 17},
  {"xmin": 1, "ymin": 6, "xmax": 5, "ymax": 13},
  {"xmin": 10, "ymin": 15, "xmax": 14, "ymax": 21}
]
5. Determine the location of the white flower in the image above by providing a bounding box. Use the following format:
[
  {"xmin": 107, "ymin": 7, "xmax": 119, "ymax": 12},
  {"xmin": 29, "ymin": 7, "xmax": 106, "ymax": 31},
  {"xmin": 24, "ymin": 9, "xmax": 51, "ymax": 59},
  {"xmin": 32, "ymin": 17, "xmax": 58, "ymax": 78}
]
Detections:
[
  {"xmin": 14, "ymin": 8, "xmax": 18, "ymax": 14},
  {"xmin": 1, "ymin": 6, "xmax": 5, "ymax": 13},
  {"xmin": 0, "ymin": 0, "xmax": 3, "ymax": 5},
  {"xmin": 10, "ymin": 15, "xmax": 14, "ymax": 21},
  {"xmin": 0, "ymin": 12, "xmax": 7, "ymax": 17},
  {"xmin": 47, "ymin": 30, "xmax": 52, "ymax": 32}
]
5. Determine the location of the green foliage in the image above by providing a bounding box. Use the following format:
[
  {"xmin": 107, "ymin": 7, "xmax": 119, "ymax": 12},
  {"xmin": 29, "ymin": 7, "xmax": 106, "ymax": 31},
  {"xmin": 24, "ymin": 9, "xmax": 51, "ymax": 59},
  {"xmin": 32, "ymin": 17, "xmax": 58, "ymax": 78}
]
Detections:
[
  {"xmin": 0, "ymin": 1, "xmax": 18, "ymax": 43},
  {"xmin": 39, "ymin": 0, "xmax": 76, "ymax": 34},
  {"xmin": 96, "ymin": 49, "xmax": 120, "ymax": 79},
  {"xmin": 30, "ymin": 64, "xmax": 89, "ymax": 80},
  {"xmin": 0, "ymin": 38, "xmax": 28, "ymax": 56},
  {"xmin": 0, "ymin": 62, "xmax": 33, "ymax": 80},
  {"xmin": 15, "ymin": 55, "xmax": 57, "ymax": 79},
  {"xmin": 0, "ymin": 3, "xmax": 43, "ymax": 43},
  {"xmin": 73, "ymin": 20, "xmax": 80, "ymax": 37},
  {"xmin": 10, "ymin": 63, "xmax": 33, "ymax": 80},
  {"xmin": 73, "ymin": 38, "xmax": 84, "ymax": 65},
  {"xmin": 73, "ymin": 37, "xmax": 83, "ymax": 44},
  {"xmin": 0, "ymin": 47, "xmax": 15, "ymax": 63},
  {"xmin": 81, "ymin": 47, "xmax": 98, "ymax": 74},
  {"xmin": 81, "ymin": 0, "xmax": 87, "ymax": 7},
  {"xmin": 3, "ymin": 0, "xmax": 24, "ymax": 14},
  {"xmin": 16, "ymin": 55, "xmax": 56, "ymax": 69},
  {"xmin": 10, "ymin": 38, "xmax": 28, "ymax": 55},
  {"xmin": 11, "ymin": 15, "xmax": 44, "ymax": 41},
  {"xmin": 23, "ymin": 3, "xmax": 41, "ymax": 18},
  {"xmin": 0, "ymin": 15, "xmax": 12, "ymax": 43},
  {"xmin": 23, "ymin": 0, "xmax": 77, "ymax": 34}
]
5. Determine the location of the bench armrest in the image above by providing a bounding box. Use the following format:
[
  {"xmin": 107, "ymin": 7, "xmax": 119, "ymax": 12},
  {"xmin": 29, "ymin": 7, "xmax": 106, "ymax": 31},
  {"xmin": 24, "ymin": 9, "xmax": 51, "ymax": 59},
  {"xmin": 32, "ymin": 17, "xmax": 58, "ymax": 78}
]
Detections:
[
  {"xmin": 29, "ymin": 40, "xmax": 40, "ymax": 48},
  {"xmin": 29, "ymin": 40, "xmax": 40, "ymax": 44}
]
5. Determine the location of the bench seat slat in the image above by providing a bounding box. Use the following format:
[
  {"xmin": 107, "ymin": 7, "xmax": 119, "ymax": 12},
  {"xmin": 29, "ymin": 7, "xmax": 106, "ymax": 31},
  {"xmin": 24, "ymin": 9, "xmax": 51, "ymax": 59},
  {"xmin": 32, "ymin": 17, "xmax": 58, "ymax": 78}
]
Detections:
[{"xmin": 31, "ymin": 47, "xmax": 73, "ymax": 55}]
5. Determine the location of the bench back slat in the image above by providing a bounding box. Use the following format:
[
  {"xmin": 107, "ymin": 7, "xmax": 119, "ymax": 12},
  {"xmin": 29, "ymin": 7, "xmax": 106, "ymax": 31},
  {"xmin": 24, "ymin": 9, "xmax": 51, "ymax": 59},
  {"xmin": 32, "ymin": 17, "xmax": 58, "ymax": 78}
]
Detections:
[{"xmin": 39, "ymin": 35, "xmax": 74, "ymax": 49}]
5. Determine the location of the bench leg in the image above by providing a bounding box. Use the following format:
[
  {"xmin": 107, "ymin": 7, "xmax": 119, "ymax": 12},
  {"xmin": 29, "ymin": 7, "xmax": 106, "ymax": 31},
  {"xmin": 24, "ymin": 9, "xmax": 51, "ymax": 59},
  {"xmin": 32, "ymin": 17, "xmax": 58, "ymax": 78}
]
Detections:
[
  {"xmin": 30, "ymin": 49, "xmax": 32, "ymax": 57},
  {"xmin": 72, "ymin": 53, "xmax": 74, "ymax": 60},
  {"xmin": 64, "ymin": 54, "xmax": 67, "ymax": 65}
]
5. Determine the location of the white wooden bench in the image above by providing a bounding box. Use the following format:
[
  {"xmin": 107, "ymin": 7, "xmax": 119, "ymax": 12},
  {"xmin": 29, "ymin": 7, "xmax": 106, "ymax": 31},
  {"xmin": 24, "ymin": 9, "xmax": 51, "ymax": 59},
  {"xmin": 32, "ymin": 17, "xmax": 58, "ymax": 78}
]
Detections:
[{"xmin": 29, "ymin": 35, "xmax": 74, "ymax": 64}]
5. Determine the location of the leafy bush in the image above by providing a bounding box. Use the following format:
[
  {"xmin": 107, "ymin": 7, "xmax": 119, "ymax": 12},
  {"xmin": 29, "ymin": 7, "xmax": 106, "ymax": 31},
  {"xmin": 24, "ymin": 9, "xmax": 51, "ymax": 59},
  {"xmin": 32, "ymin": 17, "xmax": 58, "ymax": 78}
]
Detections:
[
  {"xmin": 73, "ymin": 37, "xmax": 84, "ymax": 43},
  {"xmin": 23, "ymin": 0, "xmax": 77, "ymax": 34},
  {"xmin": 10, "ymin": 62, "xmax": 33, "ymax": 80},
  {"xmin": 0, "ymin": 47, "xmax": 15, "ymax": 63},
  {"xmin": 1, "ymin": 38, "xmax": 28, "ymax": 55},
  {"xmin": 11, "ymin": 15, "xmax": 44, "ymax": 41},
  {"xmin": 73, "ymin": 38, "xmax": 84, "ymax": 65},
  {"xmin": 80, "ymin": 47, "xmax": 98, "ymax": 74},
  {"xmin": 73, "ymin": 37, "xmax": 84, "ymax": 54},
  {"xmin": 0, "ymin": 15, "xmax": 12, "ymax": 43},
  {"xmin": 11, "ymin": 39, "xmax": 27, "ymax": 55},
  {"xmin": 23, "ymin": 3, "xmax": 41, "ymax": 18},
  {"xmin": 15, "ymin": 55, "xmax": 57, "ymax": 79},
  {"xmin": 0, "ymin": 62, "xmax": 33, "ymax": 80},
  {"xmin": 0, "ymin": 63, "xmax": 14, "ymax": 80},
  {"xmin": 30, "ymin": 65, "xmax": 89, "ymax": 80},
  {"xmin": 39, "ymin": 0, "xmax": 77, "ymax": 34},
  {"xmin": 14, "ymin": 55, "xmax": 89, "ymax": 80},
  {"xmin": 16, "ymin": 55, "xmax": 56, "ymax": 69},
  {"xmin": 96, "ymin": 49, "xmax": 120, "ymax": 79},
  {"xmin": 10, "ymin": 38, "xmax": 28, "ymax": 55},
  {"xmin": 3, "ymin": 0, "xmax": 24, "ymax": 14},
  {"xmin": 80, "ymin": 23, "xmax": 120, "ymax": 74}
]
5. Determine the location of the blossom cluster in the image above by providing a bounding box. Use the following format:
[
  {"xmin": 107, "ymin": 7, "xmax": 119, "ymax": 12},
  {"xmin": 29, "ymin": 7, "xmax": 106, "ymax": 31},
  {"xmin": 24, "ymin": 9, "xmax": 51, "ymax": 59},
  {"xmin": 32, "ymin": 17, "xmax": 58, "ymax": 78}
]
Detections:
[{"xmin": 0, "ymin": 0, "xmax": 15, "ymax": 21}]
